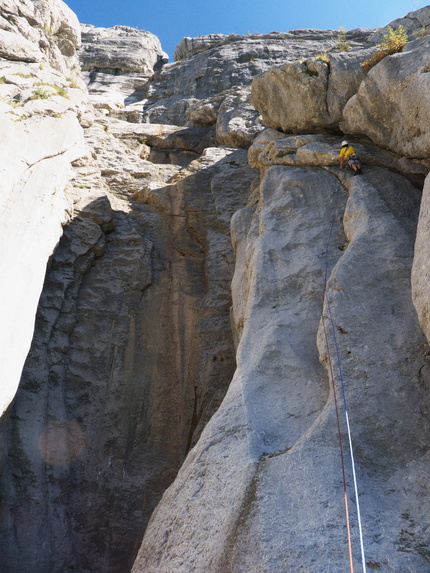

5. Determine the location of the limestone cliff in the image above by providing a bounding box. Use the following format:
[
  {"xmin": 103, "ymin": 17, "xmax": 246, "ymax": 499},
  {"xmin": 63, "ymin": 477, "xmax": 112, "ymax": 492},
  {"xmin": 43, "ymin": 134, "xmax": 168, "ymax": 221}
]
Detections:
[
  {"xmin": 1, "ymin": 4, "xmax": 430, "ymax": 573},
  {"xmin": 0, "ymin": 0, "xmax": 87, "ymax": 416},
  {"xmin": 79, "ymin": 24, "xmax": 168, "ymax": 112}
]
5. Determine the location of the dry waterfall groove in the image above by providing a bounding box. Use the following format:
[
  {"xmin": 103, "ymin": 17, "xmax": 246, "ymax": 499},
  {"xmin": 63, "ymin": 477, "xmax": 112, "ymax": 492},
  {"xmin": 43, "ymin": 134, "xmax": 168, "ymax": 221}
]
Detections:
[{"xmin": 1, "ymin": 2, "xmax": 430, "ymax": 573}]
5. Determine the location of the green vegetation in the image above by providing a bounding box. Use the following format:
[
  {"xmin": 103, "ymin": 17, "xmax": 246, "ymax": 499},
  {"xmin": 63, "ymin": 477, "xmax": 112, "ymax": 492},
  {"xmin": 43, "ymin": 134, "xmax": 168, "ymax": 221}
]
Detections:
[
  {"xmin": 32, "ymin": 82, "xmax": 70, "ymax": 99},
  {"xmin": 316, "ymin": 53, "xmax": 331, "ymax": 63},
  {"xmin": 30, "ymin": 86, "xmax": 50, "ymax": 100},
  {"xmin": 362, "ymin": 25, "xmax": 408, "ymax": 71},
  {"xmin": 52, "ymin": 85, "xmax": 69, "ymax": 98},
  {"xmin": 67, "ymin": 77, "xmax": 83, "ymax": 91},
  {"xmin": 0, "ymin": 77, "xmax": 6, "ymax": 84},
  {"xmin": 335, "ymin": 27, "xmax": 351, "ymax": 52}
]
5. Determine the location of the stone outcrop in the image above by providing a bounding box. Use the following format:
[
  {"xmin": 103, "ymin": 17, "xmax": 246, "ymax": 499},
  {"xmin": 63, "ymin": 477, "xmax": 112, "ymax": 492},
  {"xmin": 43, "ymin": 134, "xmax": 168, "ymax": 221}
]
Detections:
[
  {"xmin": 140, "ymin": 29, "xmax": 373, "ymax": 148},
  {"xmin": 248, "ymin": 129, "xmax": 430, "ymax": 185},
  {"xmin": 0, "ymin": 0, "xmax": 87, "ymax": 415},
  {"xmin": 341, "ymin": 32, "xmax": 430, "ymax": 158},
  {"xmin": 133, "ymin": 154, "xmax": 430, "ymax": 573},
  {"xmin": 250, "ymin": 48, "xmax": 373, "ymax": 133},
  {"xmin": 248, "ymin": 7, "xmax": 430, "ymax": 160},
  {"xmin": 79, "ymin": 24, "xmax": 168, "ymax": 110},
  {"xmin": 412, "ymin": 172, "xmax": 430, "ymax": 342},
  {"xmin": 1, "ymin": 3, "xmax": 430, "ymax": 573}
]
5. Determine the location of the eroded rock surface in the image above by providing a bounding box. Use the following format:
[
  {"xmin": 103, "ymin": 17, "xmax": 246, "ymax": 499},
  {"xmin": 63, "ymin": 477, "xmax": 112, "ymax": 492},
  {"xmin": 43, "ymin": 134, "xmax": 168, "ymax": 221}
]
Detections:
[
  {"xmin": 79, "ymin": 24, "xmax": 168, "ymax": 110},
  {"xmin": 1, "ymin": 3, "xmax": 430, "ymax": 573},
  {"xmin": 341, "ymin": 33, "xmax": 430, "ymax": 158},
  {"xmin": 412, "ymin": 171, "xmax": 430, "ymax": 343},
  {"xmin": 133, "ymin": 157, "xmax": 430, "ymax": 573},
  {"xmin": 140, "ymin": 29, "xmax": 373, "ymax": 147},
  {"xmin": 251, "ymin": 48, "xmax": 372, "ymax": 133},
  {"xmin": 0, "ymin": 0, "xmax": 87, "ymax": 415},
  {"xmin": 0, "ymin": 103, "xmax": 257, "ymax": 572}
]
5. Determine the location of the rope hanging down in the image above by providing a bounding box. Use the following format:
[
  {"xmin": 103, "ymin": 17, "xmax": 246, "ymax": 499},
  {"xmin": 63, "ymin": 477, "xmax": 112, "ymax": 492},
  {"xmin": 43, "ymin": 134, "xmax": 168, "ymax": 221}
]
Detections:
[{"xmin": 321, "ymin": 185, "xmax": 367, "ymax": 573}]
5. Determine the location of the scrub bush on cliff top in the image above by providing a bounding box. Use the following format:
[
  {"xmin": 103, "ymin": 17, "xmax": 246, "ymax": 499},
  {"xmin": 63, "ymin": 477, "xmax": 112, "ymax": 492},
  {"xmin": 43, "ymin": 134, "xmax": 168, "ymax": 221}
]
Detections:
[{"xmin": 362, "ymin": 25, "xmax": 408, "ymax": 71}]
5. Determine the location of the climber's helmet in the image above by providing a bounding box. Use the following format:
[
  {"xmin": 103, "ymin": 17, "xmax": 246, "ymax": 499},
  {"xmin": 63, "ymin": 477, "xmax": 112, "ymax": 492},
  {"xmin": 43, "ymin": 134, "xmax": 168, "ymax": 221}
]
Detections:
[{"xmin": 341, "ymin": 140, "xmax": 348, "ymax": 147}]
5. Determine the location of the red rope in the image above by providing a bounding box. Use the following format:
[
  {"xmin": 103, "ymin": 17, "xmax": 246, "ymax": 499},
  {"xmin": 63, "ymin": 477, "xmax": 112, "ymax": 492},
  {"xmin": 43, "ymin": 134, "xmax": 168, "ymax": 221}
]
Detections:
[{"xmin": 321, "ymin": 310, "xmax": 355, "ymax": 573}]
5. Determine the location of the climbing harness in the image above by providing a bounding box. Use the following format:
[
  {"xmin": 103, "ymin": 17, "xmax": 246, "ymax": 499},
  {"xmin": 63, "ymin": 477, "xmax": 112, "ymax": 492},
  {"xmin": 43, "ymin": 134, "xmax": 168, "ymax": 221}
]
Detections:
[{"xmin": 320, "ymin": 186, "xmax": 367, "ymax": 573}]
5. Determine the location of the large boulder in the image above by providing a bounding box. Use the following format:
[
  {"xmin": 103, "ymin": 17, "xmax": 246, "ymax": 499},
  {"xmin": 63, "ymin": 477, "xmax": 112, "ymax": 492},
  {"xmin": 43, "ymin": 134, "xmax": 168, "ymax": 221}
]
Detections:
[
  {"xmin": 141, "ymin": 28, "xmax": 373, "ymax": 141},
  {"xmin": 250, "ymin": 47, "xmax": 373, "ymax": 133},
  {"xmin": 341, "ymin": 33, "xmax": 430, "ymax": 158},
  {"xmin": 79, "ymin": 24, "xmax": 168, "ymax": 109}
]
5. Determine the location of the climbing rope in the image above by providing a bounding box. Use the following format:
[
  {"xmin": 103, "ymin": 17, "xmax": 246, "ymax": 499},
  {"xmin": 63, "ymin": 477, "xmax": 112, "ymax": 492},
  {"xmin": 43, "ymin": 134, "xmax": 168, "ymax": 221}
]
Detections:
[{"xmin": 321, "ymin": 184, "xmax": 367, "ymax": 573}]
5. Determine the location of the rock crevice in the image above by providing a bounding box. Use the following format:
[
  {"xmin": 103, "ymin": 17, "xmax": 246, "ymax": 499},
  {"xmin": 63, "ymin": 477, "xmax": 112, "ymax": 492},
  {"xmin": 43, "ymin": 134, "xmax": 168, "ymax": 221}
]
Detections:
[{"xmin": 1, "ymin": 4, "xmax": 430, "ymax": 573}]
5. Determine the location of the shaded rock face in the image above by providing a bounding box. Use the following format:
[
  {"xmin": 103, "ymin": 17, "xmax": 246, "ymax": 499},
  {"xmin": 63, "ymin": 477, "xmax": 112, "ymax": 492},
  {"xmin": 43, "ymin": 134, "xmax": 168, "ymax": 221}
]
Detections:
[
  {"xmin": 0, "ymin": 108, "xmax": 256, "ymax": 573},
  {"xmin": 1, "ymin": 4, "xmax": 430, "ymax": 573},
  {"xmin": 412, "ymin": 172, "xmax": 430, "ymax": 342},
  {"xmin": 79, "ymin": 24, "xmax": 168, "ymax": 109},
  {"xmin": 0, "ymin": 0, "xmax": 87, "ymax": 416}
]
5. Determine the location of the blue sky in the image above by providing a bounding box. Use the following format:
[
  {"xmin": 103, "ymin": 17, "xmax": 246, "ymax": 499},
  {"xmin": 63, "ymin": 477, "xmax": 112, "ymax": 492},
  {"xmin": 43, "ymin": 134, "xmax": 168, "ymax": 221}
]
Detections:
[{"xmin": 66, "ymin": 0, "xmax": 427, "ymax": 60}]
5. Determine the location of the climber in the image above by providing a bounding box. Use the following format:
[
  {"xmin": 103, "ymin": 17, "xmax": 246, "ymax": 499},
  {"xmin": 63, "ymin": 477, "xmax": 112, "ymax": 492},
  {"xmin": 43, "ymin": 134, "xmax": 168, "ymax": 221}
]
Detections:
[{"xmin": 339, "ymin": 140, "xmax": 362, "ymax": 175}]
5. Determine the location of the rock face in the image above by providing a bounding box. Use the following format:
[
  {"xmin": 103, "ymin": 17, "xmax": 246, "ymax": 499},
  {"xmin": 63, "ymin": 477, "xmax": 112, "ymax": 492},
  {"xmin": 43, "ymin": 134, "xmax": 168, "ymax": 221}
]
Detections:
[
  {"xmin": 79, "ymin": 24, "xmax": 168, "ymax": 110},
  {"xmin": 133, "ymin": 154, "xmax": 430, "ymax": 573},
  {"xmin": 341, "ymin": 32, "xmax": 430, "ymax": 158},
  {"xmin": 140, "ymin": 29, "xmax": 373, "ymax": 147},
  {"xmin": 249, "ymin": 7, "xmax": 430, "ymax": 160},
  {"xmin": 0, "ymin": 0, "xmax": 87, "ymax": 415},
  {"xmin": 251, "ymin": 48, "xmax": 372, "ymax": 133},
  {"xmin": 0, "ymin": 136, "xmax": 255, "ymax": 572},
  {"xmin": 412, "ymin": 172, "xmax": 430, "ymax": 342},
  {"xmin": 1, "ymin": 4, "xmax": 430, "ymax": 573}
]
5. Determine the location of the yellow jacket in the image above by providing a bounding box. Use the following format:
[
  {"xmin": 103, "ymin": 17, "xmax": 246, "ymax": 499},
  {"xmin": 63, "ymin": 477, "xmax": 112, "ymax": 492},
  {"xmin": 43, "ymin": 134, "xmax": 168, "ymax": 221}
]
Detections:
[{"xmin": 340, "ymin": 145, "xmax": 355, "ymax": 160}]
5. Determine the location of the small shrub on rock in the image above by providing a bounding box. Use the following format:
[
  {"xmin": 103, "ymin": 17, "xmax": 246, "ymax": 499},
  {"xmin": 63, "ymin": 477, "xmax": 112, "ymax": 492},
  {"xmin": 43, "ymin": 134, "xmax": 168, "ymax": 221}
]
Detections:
[
  {"xmin": 30, "ymin": 87, "xmax": 50, "ymax": 100},
  {"xmin": 317, "ymin": 53, "xmax": 330, "ymax": 63},
  {"xmin": 362, "ymin": 25, "xmax": 407, "ymax": 71},
  {"xmin": 335, "ymin": 27, "xmax": 351, "ymax": 52}
]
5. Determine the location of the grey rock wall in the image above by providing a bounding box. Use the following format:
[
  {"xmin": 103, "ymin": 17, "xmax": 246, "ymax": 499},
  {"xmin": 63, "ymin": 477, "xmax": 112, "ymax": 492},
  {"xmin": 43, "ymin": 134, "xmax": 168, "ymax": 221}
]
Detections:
[
  {"xmin": 140, "ymin": 28, "xmax": 373, "ymax": 145},
  {"xmin": 79, "ymin": 24, "xmax": 168, "ymax": 109},
  {"xmin": 0, "ymin": 0, "xmax": 87, "ymax": 415},
  {"xmin": 0, "ymin": 104, "xmax": 257, "ymax": 572},
  {"xmin": 1, "ymin": 3, "xmax": 430, "ymax": 573},
  {"xmin": 341, "ymin": 33, "xmax": 430, "ymax": 158},
  {"xmin": 133, "ymin": 153, "xmax": 430, "ymax": 573}
]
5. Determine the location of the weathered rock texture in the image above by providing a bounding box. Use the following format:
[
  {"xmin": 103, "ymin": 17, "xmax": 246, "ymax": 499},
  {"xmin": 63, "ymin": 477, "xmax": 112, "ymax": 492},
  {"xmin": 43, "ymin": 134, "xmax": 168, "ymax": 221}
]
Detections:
[
  {"xmin": 341, "ymin": 32, "xmax": 430, "ymax": 158},
  {"xmin": 1, "ymin": 3, "xmax": 430, "ymax": 573},
  {"xmin": 0, "ymin": 143, "xmax": 256, "ymax": 573},
  {"xmin": 139, "ymin": 29, "xmax": 373, "ymax": 147},
  {"xmin": 412, "ymin": 171, "xmax": 430, "ymax": 342},
  {"xmin": 133, "ymin": 158, "xmax": 430, "ymax": 573},
  {"xmin": 79, "ymin": 24, "xmax": 168, "ymax": 110},
  {"xmin": 251, "ymin": 49, "xmax": 372, "ymax": 133},
  {"xmin": 0, "ymin": 0, "xmax": 87, "ymax": 415}
]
